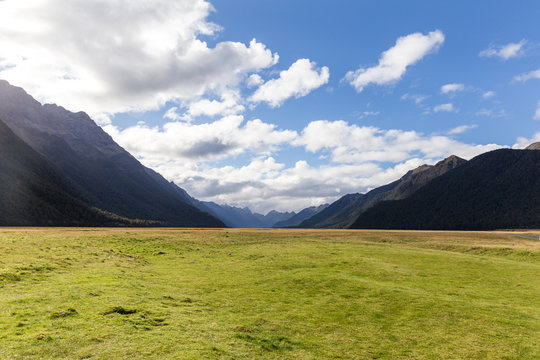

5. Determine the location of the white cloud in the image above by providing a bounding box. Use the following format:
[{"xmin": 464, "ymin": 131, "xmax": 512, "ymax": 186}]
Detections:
[
  {"xmin": 104, "ymin": 115, "xmax": 508, "ymax": 213},
  {"xmin": 356, "ymin": 111, "xmax": 380, "ymax": 119},
  {"xmin": 344, "ymin": 30, "xmax": 444, "ymax": 92},
  {"xmin": 480, "ymin": 40, "xmax": 527, "ymax": 60},
  {"xmin": 104, "ymin": 115, "xmax": 297, "ymax": 162},
  {"xmin": 401, "ymin": 93, "xmax": 430, "ymax": 104},
  {"xmin": 142, "ymin": 153, "xmax": 442, "ymax": 213},
  {"xmin": 441, "ymin": 83, "xmax": 465, "ymax": 94},
  {"xmin": 514, "ymin": 68, "xmax": 540, "ymax": 82},
  {"xmin": 249, "ymin": 59, "xmax": 329, "ymax": 107},
  {"xmin": 293, "ymin": 120, "xmax": 499, "ymax": 164},
  {"xmin": 482, "ymin": 91, "xmax": 496, "ymax": 99},
  {"xmin": 535, "ymin": 101, "xmax": 540, "ymax": 120},
  {"xmin": 513, "ymin": 132, "xmax": 540, "ymax": 149},
  {"xmin": 163, "ymin": 107, "xmax": 184, "ymax": 122},
  {"xmin": 0, "ymin": 0, "xmax": 278, "ymax": 119},
  {"xmin": 433, "ymin": 103, "xmax": 455, "ymax": 112},
  {"xmin": 448, "ymin": 124, "xmax": 478, "ymax": 135},
  {"xmin": 246, "ymin": 74, "xmax": 263, "ymax": 88}
]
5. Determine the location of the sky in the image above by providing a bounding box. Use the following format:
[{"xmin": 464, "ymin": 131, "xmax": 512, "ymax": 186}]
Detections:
[{"xmin": 0, "ymin": 0, "xmax": 539, "ymax": 213}]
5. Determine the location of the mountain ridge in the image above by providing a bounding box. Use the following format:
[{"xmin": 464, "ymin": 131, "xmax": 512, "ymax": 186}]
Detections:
[
  {"xmin": 0, "ymin": 117, "xmax": 152, "ymax": 226},
  {"xmin": 298, "ymin": 155, "xmax": 466, "ymax": 228},
  {"xmin": 351, "ymin": 148, "xmax": 540, "ymax": 230},
  {"xmin": 0, "ymin": 80, "xmax": 224, "ymax": 227}
]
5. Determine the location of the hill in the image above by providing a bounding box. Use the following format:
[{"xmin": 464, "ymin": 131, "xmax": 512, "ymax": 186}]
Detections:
[
  {"xmin": 0, "ymin": 80, "xmax": 223, "ymax": 227},
  {"xmin": 299, "ymin": 155, "xmax": 466, "ymax": 228},
  {"xmin": 351, "ymin": 148, "xmax": 540, "ymax": 230}
]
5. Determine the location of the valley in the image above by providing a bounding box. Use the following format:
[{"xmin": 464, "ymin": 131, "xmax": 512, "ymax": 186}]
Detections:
[{"xmin": 1, "ymin": 228, "xmax": 539, "ymax": 359}]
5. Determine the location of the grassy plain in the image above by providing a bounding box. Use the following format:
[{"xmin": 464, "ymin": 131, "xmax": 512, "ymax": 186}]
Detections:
[{"xmin": 0, "ymin": 228, "xmax": 539, "ymax": 359}]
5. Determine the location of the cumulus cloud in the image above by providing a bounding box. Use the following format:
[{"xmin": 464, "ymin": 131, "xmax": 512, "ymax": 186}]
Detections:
[
  {"xmin": 0, "ymin": 0, "xmax": 278, "ymax": 118},
  {"xmin": 344, "ymin": 30, "xmax": 444, "ymax": 92},
  {"xmin": 513, "ymin": 132, "xmax": 540, "ymax": 149},
  {"xmin": 104, "ymin": 115, "xmax": 297, "ymax": 161},
  {"xmin": 535, "ymin": 101, "xmax": 540, "ymax": 120},
  {"xmin": 448, "ymin": 124, "xmax": 478, "ymax": 135},
  {"xmin": 480, "ymin": 40, "xmax": 527, "ymax": 60},
  {"xmin": 514, "ymin": 68, "xmax": 540, "ymax": 82},
  {"xmin": 292, "ymin": 120, "xmax": 499, "ymax": 164},
  {"xmin": 441, "ymin": 83, "xmax": 465, "ymax": 94},
  {"xmin": 249, "ymin": 59, "xmax": 329, "ymax": 107},
  {"xmin": 145, "ymin": 154, "xmax": 436, "ymax": 213},
  {"xmin": 433, "ymin": 103, "xmax": 455, "ymax": 112},
  {"xmin": 104, "ymin": 115, "xmax": 507, "ymax": 212},
  {"xmin": 246, "ymin": 74, "xmax": 263, "ymax": 88}
]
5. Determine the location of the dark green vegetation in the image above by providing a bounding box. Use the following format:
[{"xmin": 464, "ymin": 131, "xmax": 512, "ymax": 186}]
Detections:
[
  {"xmin": 0, "ymin": 80, "xmax": 223, "ymax": 227},
  {"xmin": 299, "ymin": 155, "xmax": 466, "ymax": 228},
  {"xmin": 1, "ymin": 228, "xmax": 539, "ymax": 359},
  {"xmin": 352, "ymin": 149, "xmax": 540, "ymax": 230}
]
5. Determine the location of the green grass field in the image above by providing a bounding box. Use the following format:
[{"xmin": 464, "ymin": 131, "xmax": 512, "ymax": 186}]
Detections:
[{"xmin": 0, "ymin": 228, "xmax": 539, "ymax": 359}]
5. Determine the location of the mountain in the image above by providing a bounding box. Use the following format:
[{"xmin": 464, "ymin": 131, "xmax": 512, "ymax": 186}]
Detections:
[
  {"xmin": 297, "ymin": 193, "xmax": 363, "ymax": 228},
  {"xmin": 526, "ymin": 142, "xmax": 540, "ymax": 150},
  {"xmin": 0, "ymin": 80, "xmax": 223, "ymax": 227},
  {"xmin": 0, "ymin": 117, "xmax": 148, "ymax": 226},
  {"xmin": 273, "ymin": 204, "xmax": 329, "ymax": 228},
  {"xmin": 196, "ymin": 202, "xmax": 295, "ymax": 228},
  {"xmin": 198, "ymin": 202, "xmax": 265, "ymax": 228},
  {"xmin": 299, "ymin": 155, "xmax": 466, "ymax": 228},
  {"xmin": 254, "ymin": 210, "xmax": 296, "ymax": 228},
  {"xmin": 351, "ymin": 148, "xmax": 540, "ymax": 230}
]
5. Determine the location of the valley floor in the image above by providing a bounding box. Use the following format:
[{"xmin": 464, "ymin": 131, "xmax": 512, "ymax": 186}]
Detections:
[{"xmin": 0, "ymin": 228, "xmax": 539, "ymax": 359}]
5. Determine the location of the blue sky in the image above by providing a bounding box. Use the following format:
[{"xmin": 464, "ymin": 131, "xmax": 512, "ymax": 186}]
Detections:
[{"xmin": 0, "ymin": 0, "xmax": 538, "ymax": 212}]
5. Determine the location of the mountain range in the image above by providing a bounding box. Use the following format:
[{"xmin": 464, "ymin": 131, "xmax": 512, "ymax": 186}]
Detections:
[
  {"xmin": 297, "ymin": 155, "xmax": 466, "ymax": 228},
  {"xmin": 0, "ymin": 79, "xmax": 539, "ymax": 230},
  {"xmin": 350, "ymin": 147, "xmax": 540, "ymax": 230}
]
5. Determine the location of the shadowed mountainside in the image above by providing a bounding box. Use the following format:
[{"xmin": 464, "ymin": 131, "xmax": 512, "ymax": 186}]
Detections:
[
  {"xmin": 351, "ymin": 148, "xmax": 540, "ymax": 230},
  {"xmin": 0, "ymin": 118, "xmax": 149, "ymax": 226},
  {"xmin": 0, "ymin": 80, "xmax": 223, "ymax": 227},
  {"xmin": 298, "ymin": 155, "xmax": 466, "ymax": 228}
]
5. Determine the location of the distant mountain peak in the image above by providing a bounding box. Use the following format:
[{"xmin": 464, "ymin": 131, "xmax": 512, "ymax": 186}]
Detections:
[
  {"xmin": 437, "ymin": 154, "xmax": 466, "ymax": 165},
  {"xmin": 526, "ymin": 142, "xmax": 540, "ymax": 150}
]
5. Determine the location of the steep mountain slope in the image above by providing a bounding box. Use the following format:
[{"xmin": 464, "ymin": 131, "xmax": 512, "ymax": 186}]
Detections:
[
  {"xmin": 0, "ymin": 80, "xmax": 223, "ymax": 227},
  {"xmin": 351, "ymin": 148, "xmax": 540, "ymax": 230},
  {"xmin": 273, "ymin": 204, "xmax": 329, "ymax": 228},
  {"xmin": 0, "ymin": 118, "xmax": 140, "ymax": 226},
  {"xmin": 297, "ymin": 193, "xmax": 363, "ymax": 228},
  {"xmin": 299, "ymin": 155, "xmax": 466, "ymax": 228}
]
